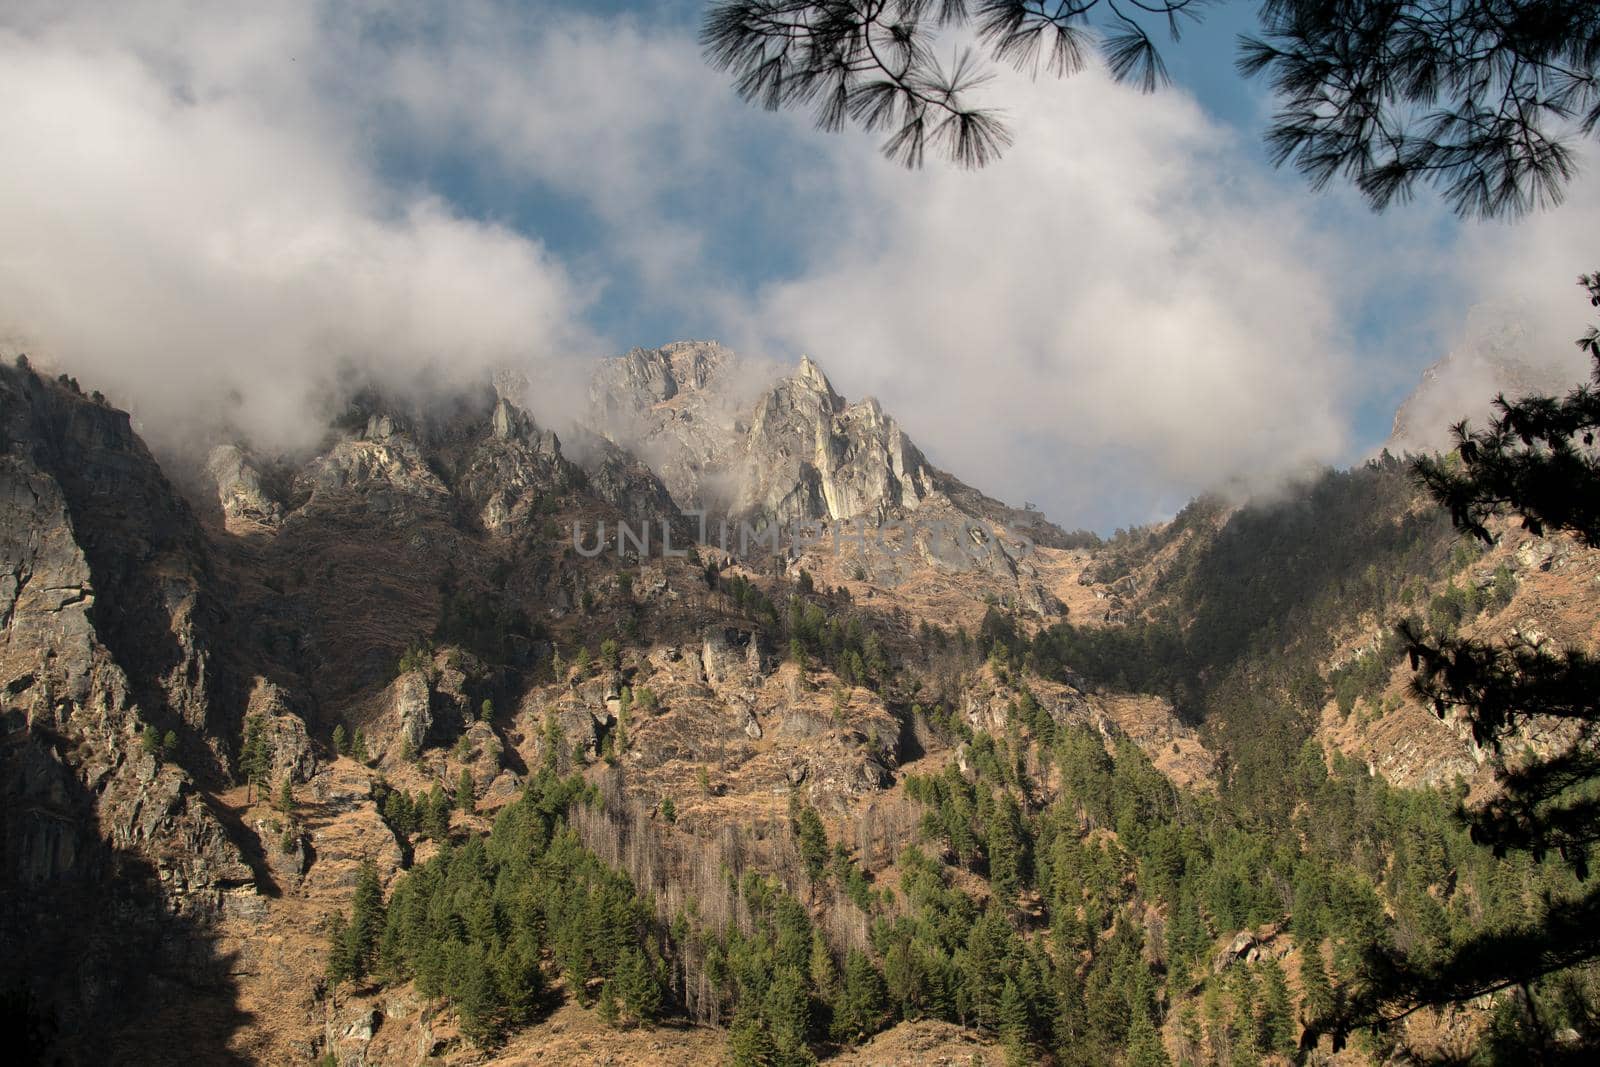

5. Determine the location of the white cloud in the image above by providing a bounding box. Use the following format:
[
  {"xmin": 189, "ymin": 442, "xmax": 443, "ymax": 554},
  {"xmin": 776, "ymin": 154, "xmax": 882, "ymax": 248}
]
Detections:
[
  {"xmin": 0, "ymin": 3, "xmax": 597, "ymax": 452},
  {"xmin": 1455, "ymin": 163, "xmax": 1600, "ymax": 372},
  {"xmin": 733, "ymin": 68, "xmax": 1366, "ymax": 524},
  {"xmin": 1, "ymin": 1, "xmax": 1586, "ymax": 529}
]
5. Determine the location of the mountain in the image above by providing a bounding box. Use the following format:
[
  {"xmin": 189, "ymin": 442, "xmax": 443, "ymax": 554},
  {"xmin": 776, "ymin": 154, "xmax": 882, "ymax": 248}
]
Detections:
[
  {"xmin": 1388, "ymin": 305, "xmax": 1589, "ymax": 455},
  {"xmin": 588, "ymin": 342, "xmax": 1084, "ymax": 615},
  {"xmin": 2, "ymin": 344, "xmax": 1597, "ymax": 1064}
]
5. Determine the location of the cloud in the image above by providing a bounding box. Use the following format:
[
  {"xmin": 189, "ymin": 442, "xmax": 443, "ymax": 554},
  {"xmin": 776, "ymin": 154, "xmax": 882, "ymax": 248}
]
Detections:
[
  {"xmin": 0, "ymin": 3, "xmax": 597, "ymax": 453},
  {"xmin": 1454, "ymin": 164, "xmax": 1600, "ymax": 374},
  {"xmin": 730, "ymin": 67, "xmax": 1370, "ymax": 525},
  {"xmin": 1, "ymin": 1, "xmax": 1587, "ymax": 531}
]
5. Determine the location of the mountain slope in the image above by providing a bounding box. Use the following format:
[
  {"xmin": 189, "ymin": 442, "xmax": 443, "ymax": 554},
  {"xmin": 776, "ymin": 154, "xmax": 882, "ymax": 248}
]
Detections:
[{"xmin": 2, "ymin": 341, "xmax": 1597, "ymax": 1065}]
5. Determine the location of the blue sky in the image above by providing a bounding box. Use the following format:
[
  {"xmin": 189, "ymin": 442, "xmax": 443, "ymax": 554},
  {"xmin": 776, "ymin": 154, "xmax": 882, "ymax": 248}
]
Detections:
[{"xmin": 1, "ymin": 1, "xmax": 1594, "ymax": 531}]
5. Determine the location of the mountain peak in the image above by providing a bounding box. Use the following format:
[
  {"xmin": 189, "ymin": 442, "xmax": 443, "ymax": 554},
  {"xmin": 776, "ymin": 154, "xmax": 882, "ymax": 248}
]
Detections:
[{"xmin": 795, "ymin": 354, "xmax": 841, "ymax": 409}]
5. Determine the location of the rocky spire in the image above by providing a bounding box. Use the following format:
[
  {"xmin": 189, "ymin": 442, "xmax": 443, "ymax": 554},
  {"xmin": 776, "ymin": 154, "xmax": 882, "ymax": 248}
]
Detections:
[{"xmin": 795, "ymin": 354, "xmax": 842, "ymax": 411}]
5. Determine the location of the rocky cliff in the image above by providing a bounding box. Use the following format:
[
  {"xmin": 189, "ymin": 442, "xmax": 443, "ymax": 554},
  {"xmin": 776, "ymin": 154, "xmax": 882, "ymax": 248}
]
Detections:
[
  {"xmin": 4, "ymin": 337, "xmax": 1595, "ymax": 1065},
  {"xmin": 0, "ymin": 361, "xmax": 255, "ymax": 1062}
]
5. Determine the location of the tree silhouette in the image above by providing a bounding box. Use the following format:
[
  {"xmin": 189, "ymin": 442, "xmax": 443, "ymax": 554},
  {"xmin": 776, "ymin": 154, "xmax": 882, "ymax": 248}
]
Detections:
[
  {"xmin": 702, "ymin": 0, "xmax": 1600, "ymax": 217},
  {"xmin": 1321, "ymin": 273, "xmax": 1600, "ymax": 1053}
]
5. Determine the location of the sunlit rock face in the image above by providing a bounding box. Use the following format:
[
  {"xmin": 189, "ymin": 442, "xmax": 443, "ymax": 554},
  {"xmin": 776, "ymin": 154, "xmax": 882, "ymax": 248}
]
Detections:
[{"xmin": 588, "ymin": 342, "xmax": 937, "ymax": 526}]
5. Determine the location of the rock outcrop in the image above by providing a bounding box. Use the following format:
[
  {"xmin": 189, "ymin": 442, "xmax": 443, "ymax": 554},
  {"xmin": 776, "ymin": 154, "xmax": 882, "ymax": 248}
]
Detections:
[
  {"xmin": 587, "ymin": 343, "xmax": 1075, "ymax": 614},
  {"xmin": 0, "ymin": 361, "xmax": 251, "ymax": 1058}
]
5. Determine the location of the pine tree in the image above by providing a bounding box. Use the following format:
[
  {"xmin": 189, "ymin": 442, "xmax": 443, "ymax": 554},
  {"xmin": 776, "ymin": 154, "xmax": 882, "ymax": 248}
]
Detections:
[
  {"xmin": 596, "ymin": 977, "xmax": 620, "ymax": 1027},
  {"xmin": 997, "ymin": 977, "xmax": 1032, "ymax": 1067},
  {"xmin": 728, "ymin": 1005, "xmax": 777, "ymax": 1066},
  {"xmin": 832, "ymin": 949, "xmax": 886, "ymax": 1044},
  {"xmin": 456, "ymin": 945, "xmax": 501, "ymax": 1047},
  {"xmin": 986, "ymin": 792, "xmax": 1025, "ymax": 904},
  {"xmin": 325, "ymin": 910, "xmax": 353, "ymax": 984},
  {"xmin": 1347, "ymin": 274, "xmax": 1600, "ymax": 1032},
  {"xmin": 963, "ymin": 907, "xmax": 1014, "ymax": 1032},
  {"xmin": 277, "ymin": 775, "xmax": 295, "ymax": 814},
  {"xmin": 1255, "ymin": 958, "xmax": 1295, "ymax": 1056},
  {"xmin": 791, "ymin": 800, "xmax": 829, "ymax": 881},
  {"xmin": 332, "ymin": 723, "xmax": 347, "ymax": 756},
  {"xmin": 659, "ymin": 796, "xmax": 677, "ymax": 824},
  {"xmin": 763, "ymin": 965, "xmax": 814, "ymax": 1065},
  {"xmin": 241, "ymin": 713, "xmax": 272, "ymax": 801},
  {"xmin": 616, "ymin": 946, "xmax": 662, "ymax": 1025},
  {"xmin": 425, "ymin": 784, "xmax": 451, "ymax": 841},
  {"xmin": 141, "ymin": 724, "xmax": 162, "ymax": 762},
  {"xmin": 541, "ymin": 712, "xmax": 564, "ymax": 771},
  {"xmin": 599, "ymin": 638, "xmax": 620, "ymax": 670},
  {"xmin": 456, "ymin": 768, "xmax": 475, "ymax": 813},
  {"xmin": 346, "ymin": 858, "xmax": 385, "ymax": 979},
  {"xmin": 1126, "ymin": 1008, "xmax": 1172, "ymax": 1067},
  {"xmin": 383, "ymin": 788, "xmax": 416, "ymax": 837},
  {"xmin": 1298, "ymin": 945, "xmax": 1335, "ymax": 1028},
  {"xmin": 352, "ymin": 728, "xmax": 369, "ymax": 765}
]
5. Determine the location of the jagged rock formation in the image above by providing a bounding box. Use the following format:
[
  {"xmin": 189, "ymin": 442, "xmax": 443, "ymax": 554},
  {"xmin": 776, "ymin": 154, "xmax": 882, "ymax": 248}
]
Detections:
[
  {"xmin": 590, "ymin": 342, "xmax": 1053, "ymax": 532},
  {"xmin": 588, "ymin": 342, "xmax": 1072, "ymax": 615},
  {"xmin": 206, "ymin": 444, "xmax": 284, "ymax": 529},
  {"xmin": 7, "ymin": 334, "xmax": 1592, "ymax": 1064},
  {"xmin": 0, "ymin": 362, "xmax": 252, "ymax": 1060}
]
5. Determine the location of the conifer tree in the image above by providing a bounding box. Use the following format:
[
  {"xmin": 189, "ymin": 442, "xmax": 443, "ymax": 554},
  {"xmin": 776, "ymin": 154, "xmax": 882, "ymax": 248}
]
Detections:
[
  {"xmin": 763, "ymin": 965, "xmax": 814, "ymax": 1066},
  {"xmin": 140, "ymin": 724, "xmax": 162, "ymax": 762},
  {"xmin": 277, "ymin": 775, "xmax": 295, "ymax": 814},
  {"xmin": 1299, "ymin": 946, "xmax": 1335, "ymax": 1029},
  {"xmin": 616, "ymin": 945, "xmax": 662, "ymax": 1025},
  {"xmin": 456, "ymin": 945, "xmax": 501, "ymax": 1047},
  {"xmin": 332, "ymin": 723, "xmax": 347, "ymax": 756},
  {"xmin": 963, "ymin": 907, "xmax": 1014, "ymax": 1032},
  {"xmin": 425, "ymin": 784, "xmax": 451, "ymax": 840},
  {"xmin": 346, "ymin": 859, "xmax": 385, "ymax": 979},
  {"xmin": 728, "ymin": 1005, "xmax": 777, "ymax": 1067},
  {"xmin": 986, "ymin": 792, "xmax": 1025, "ymax": 904},
  {"xmin": 1255, "ymin": 958, "xmax": 1295, "ymax": 1057},
  {"xmin": 832, "ymin": 949, "xmax": 886, "ymax": 1044},
  {"xmin": 997, "ymin": 977, "xmax": 1032, "ymax": 1067},
  {"xmin": 325, "ymin": 910, "xmax": 353, "ymax": 984},
  {"xmin": 1328, "ymin": 272, "xmax": 1600, "ymax": 1046},
  {"xmin": 808, "ymin": 934, "xmax": 840, "ymax": 1005},
  {"xmin": 597, "ymin": 977, "xmax": 620, "ymax": 1027},
  {"xmin": 241, "ymin": 713, "xmax": 272, "ymax": 801},
  {"xmin": 791, "ymin": 800, "xmax": 829, "ymax": 881},
  {"xmin": 1126, "ymin": 1008, "xmax": 1173, "ymax": 1067},
  {"xmin": 456, "ymin": 768, "xmax": 475, "ymax": 812}
]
